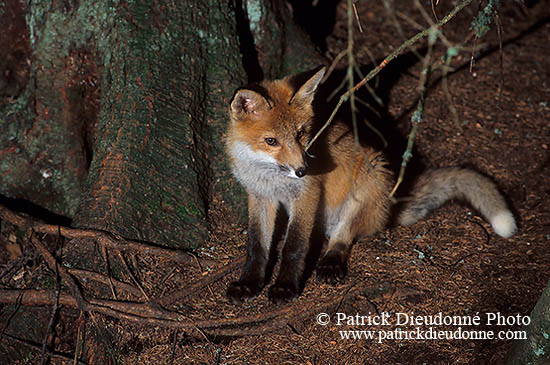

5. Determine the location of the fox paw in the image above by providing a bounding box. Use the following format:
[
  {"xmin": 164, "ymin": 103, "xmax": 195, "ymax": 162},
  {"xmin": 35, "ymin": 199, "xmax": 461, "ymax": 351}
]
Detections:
[
  {"xmin": 268, "ymin": 282, "xmax": 299, "ymax": 303},
  {"xmin": 316, "ymin": 255, "xmax": 347, "ymax": 284},
  {"xmin": 227, "ymin": 281, "xmax": 262, "ymax": 303}
]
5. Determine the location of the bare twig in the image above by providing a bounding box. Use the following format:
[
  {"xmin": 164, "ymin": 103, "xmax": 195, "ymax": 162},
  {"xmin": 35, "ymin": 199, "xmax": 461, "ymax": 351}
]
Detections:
[
  {"xmin": 431, "ymin": 0, "xmax": 439, "ymax": 22},
  {"xmin": 324, "ymin": 50, "xmax": 346, "ymax": 83},
  {"xmin": 352, "ymin": 1, "xmax": 363, "ymax": 33},
  {"xmin": 347, "ymin": 0, "xmax": 358, "ymax": 147},
  {"xmin": 306, "ymin": 0, "xmax": 475, "ymax": 152},
  {"xmin": 390, "ymin": 26, "xmax": 437, "ymax": 197},
  {"xmin": 495, "ymin": 10, "xmax": 504, "ymax": 104}
]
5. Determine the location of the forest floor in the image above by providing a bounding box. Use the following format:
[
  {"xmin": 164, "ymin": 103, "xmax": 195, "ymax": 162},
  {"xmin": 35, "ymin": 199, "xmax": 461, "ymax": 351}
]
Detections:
[{"xmin": 2, "ymin": 1, "xmax": 549, "ymax": 364}]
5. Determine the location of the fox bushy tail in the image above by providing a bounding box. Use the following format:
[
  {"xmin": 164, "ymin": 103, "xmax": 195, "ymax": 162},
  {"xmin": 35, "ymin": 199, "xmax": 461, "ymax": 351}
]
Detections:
[{"xmin": 398, "ymin": 167, "xmax": 516, "ymax": 238}]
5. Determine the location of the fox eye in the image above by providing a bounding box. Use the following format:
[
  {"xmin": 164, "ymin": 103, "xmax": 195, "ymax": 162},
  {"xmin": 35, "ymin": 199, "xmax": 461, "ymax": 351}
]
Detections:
[{"xmin": 264, "ymin": 137, "xmax": 278, "ymax": 146}]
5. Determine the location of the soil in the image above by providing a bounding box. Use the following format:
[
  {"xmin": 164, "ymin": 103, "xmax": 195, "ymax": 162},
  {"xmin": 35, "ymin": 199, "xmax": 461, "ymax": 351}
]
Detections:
[{"xmin": 1, "ymin": 1, "xmax": 549, "ymax": 364}]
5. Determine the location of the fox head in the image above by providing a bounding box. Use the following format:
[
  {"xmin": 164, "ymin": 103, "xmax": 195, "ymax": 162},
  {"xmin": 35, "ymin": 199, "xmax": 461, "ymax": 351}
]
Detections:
[{"xmin": 228, "ymin": 67, "xmax": 326, "ymax": 179}]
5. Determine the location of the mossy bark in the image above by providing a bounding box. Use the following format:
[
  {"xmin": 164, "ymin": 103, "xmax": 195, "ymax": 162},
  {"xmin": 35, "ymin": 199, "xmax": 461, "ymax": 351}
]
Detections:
[
  {"xmin": 69, "ymin": 0, "xmax": 247, "ymax": 248},
  {"xmin": 0, "ymin": 0, "xmax": 90, "ymax": 216},
  {"xmin": 0, "ymin": 0, "xmax": 325, "ymax": 361},
  {"xmin": 242, "ymin": 0, "xmax": 325, "ymax": 81},
  {"xmin": 1, "ymin": 0, "xmax": 249, "ymax": 248},
  {"xmin": 1, "ymin": 0, "xmax": 324, "ymax": 249}
]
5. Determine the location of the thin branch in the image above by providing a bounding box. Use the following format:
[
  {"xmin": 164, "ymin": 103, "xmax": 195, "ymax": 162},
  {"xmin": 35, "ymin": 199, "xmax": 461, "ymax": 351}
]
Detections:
[
  {"xmin": 352, "ymin": 1, "xmax": 363, "ymax": 33},
  {"xmin": 347, "ymin": 0, "xmax": 358, "ymax": 148},
  {"xmin": 390, "ymin": 26, "xmax": 437, "ymax": 197},
  {"xmin": 431, "ymin": 0, "xmax": 439, "ymax": 23},
  {"xmin": 306, "ymin": 0, "xmax": 475, "ymax": 151},
  {"xmin": 495, "ymin": 10, "xmax": 504, "ymax": 104},
  {"xmin": 324, "ymin": 50, "xmax": 346, "ymax": 83}
]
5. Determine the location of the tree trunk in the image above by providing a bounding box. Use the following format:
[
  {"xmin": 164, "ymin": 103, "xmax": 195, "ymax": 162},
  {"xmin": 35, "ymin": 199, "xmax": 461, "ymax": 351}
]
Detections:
[
  {"xmin": 1, "ymin": 0, "xmax": 323, "ymax": 361},
  {"xmin": 68, "ymin": 0, "xmax": 248, "ymax": 248},
  {"xmin": 239, "ymin": 0, "xmax": 324, "ymax": 81},
  {"xmin": 1, "ymin": 0, "xmax": 322, "ymax": 248},
  {"xmin": 506, "ymin": 279, "xmax": 550, "ymax": 364}
]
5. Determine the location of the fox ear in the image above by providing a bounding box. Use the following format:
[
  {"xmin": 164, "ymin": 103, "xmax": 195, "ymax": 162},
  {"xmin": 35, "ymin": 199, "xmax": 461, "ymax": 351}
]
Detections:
[
  {"xmin": 291, "ymin": 67, "xmax": 326, "ymax": 105},
  {"xmin": 230, "ymin": 89, "xmax": 270, "ymax": 118}
]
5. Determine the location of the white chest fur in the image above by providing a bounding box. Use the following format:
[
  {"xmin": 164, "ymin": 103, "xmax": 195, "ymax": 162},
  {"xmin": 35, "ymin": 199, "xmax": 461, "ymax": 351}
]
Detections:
[{"xmin": 228, "ymin": 142, "xmax": 305, "ymax": 203}]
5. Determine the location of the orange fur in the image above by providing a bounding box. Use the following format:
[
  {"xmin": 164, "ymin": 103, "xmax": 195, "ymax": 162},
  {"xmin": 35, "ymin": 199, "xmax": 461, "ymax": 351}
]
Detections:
[{"xmin": 225, "ymin": 67, "xmax": 515, "ymax": 303}]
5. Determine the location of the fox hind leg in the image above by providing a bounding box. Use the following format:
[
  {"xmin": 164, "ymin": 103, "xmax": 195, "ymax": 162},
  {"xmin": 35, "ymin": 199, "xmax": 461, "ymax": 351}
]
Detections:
[{"xmin": 316, "ymin": 196, "xmax": 362, "ymax": 284}]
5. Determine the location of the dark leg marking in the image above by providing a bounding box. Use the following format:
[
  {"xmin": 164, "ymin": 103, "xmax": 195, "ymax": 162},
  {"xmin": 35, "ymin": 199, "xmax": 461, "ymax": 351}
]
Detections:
[
  {"xmin": 227, "ymin": 220, "xmax": 267, "ymax": 303},
  {"xmin": 316, "ymin": 242, "xmax": 349, "ymax": 284}
]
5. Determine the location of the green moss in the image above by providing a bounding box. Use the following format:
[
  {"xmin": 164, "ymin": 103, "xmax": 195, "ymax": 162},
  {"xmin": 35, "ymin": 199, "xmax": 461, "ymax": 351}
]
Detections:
[
  {"xmin": 246, "ymin": 0, "xmax": 264, "ymax": 34},
  {"xmin": 534, "ymin": 347, "xmax": 545, "ymax": 357}
]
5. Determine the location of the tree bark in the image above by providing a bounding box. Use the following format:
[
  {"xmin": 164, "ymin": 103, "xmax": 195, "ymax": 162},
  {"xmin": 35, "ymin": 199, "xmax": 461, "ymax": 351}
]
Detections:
[
  {"xmin": 240, "ymin": 0, "xmax": 325, "ymax": 81},
  {"xmin": 0, "ymin": 0, "xmax": 322, "ymax": 361},
  {"xmin": 506, "ymin": 279, "xmax": 550, "ymax": 364},
  {"xmin": 1, "ymin": 0, "xmax": 323, "ymax": 248},
  {"xmin": 69, "ymin": 0, "xmax": 249, "ymax": 247},
  {"xmin": 1, "ymin": 0, "xmax": 249, "ymax": 247},
  {"xmin": 0, "ymin": 0, "xmax": 89, "ymax": 217}
]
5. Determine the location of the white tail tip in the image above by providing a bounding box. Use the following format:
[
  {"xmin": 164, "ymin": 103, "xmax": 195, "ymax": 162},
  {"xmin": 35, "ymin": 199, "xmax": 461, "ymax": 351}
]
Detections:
[{"xmin": 490, "ymin": 210, "xmax": 517, "ymax": 238}]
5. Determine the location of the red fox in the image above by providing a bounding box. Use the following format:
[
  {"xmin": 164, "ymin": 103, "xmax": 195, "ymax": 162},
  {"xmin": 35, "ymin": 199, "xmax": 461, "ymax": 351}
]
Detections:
[{"xmin": 226, "ymin": 67, "xmax": 517, "ymax": 303}]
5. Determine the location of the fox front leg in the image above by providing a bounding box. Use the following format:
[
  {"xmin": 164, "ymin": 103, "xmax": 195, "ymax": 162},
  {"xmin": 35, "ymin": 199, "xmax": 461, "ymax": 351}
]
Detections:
[
  {"xmin": 268, "ymin": 184, "xmax": 320, "ymax": 303},
  {"xmin": 227, "ymin": 195, "xmax": 277, "ymax": 303}
]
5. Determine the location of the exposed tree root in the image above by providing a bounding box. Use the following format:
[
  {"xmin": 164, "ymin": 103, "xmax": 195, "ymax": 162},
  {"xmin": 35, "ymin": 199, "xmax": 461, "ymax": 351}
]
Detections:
[
  {"xmin": 0, "ymin": 204, "xmax": 393, "ymax": 338},
  {"xmin": 0, "ymin": 205, "xmax": 199, "ymax": 265}
]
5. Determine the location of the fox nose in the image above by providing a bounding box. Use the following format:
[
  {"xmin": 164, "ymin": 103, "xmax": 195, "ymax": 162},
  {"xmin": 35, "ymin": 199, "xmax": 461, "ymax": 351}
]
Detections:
[{"xmin": 295, "ymin": 167, "xmax": 307, "ymax": 178}]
